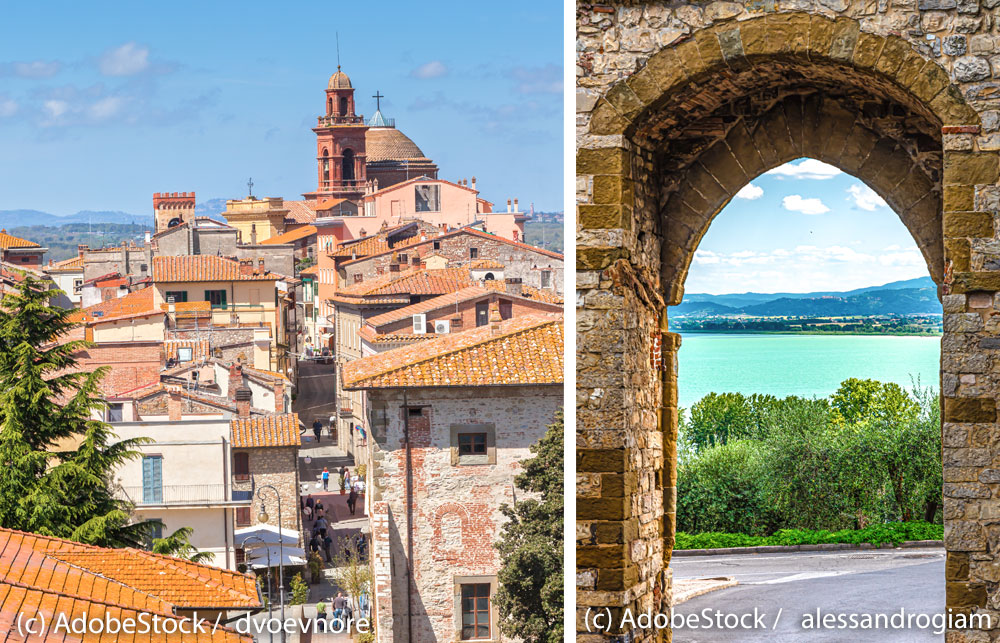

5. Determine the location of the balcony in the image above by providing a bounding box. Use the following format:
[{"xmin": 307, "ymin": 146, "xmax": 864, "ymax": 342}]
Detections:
[
  {"xmin": 316, "ymin": 115, "xmax": 365, "ymax": 127},
  {"xmin": 118, "ymin": 485, "xmax": 253, "ymax": 508}
]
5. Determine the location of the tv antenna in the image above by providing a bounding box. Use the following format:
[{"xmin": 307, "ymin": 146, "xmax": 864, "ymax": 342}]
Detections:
[
  {"xmin": 247, "ymin": 177, "xmax": 254, "ymax": 197},
  {"xmin": 336, "ymin": 33, "xmax": 341, "ymax": 70}
]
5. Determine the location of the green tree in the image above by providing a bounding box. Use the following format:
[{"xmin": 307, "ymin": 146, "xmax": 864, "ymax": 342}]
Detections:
[
  {"xmin": 0, "ymin": 274, "xmax": 150, "ymax": 546},
  {"xmin": 494, "ymin": 411, "xmax": 563, "ymax": 643},
  {"xmin": 290, "ymin": 573, "xmax": 309, "ymax": 605},
  {"xmin": 330, "ymin": 542, "xmax": 372, "ymax": 628},
  {"xmin": 151, "ymin": 526, "xmax": 215, "ymax": 564}
]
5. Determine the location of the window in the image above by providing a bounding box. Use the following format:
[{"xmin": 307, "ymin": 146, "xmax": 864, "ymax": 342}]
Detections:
[
  {"xmin": 339, "ymin": 96, "xmax": 348, "ymax": 115},
  {"xmin": 399, "ymin": 253, "xmax": 408, "ymax": 263},
  {"xmin": 106, "ymin": 403, "xmax": 123, "ymax": 422},
  {"xmin": 343, "ymin": 149, "xmax": 355, "ymax": 181},
  {"xmin": 540, "ymin": 270, "xmax": 552, "ymax": 289},
  {"xmin": 458, "ymin": 433, "xmax": 487, "ymax": 455},
  {"xmin": 73, "ymin": 279, "xmax": 83, "ymax": 294},
  {"xmin": 177, "ymin": 347, "xmax": 193, "ymax": 362},
  {"xmin": 469, "ymin": 247, "xmax": 479, "ymax": 259},
  {"xmin": 451, "ymin": 424, "xmax": 495, "ymax": 465},
  {"xmin": 165, "ymin": 291, "xmax": 188, "ymax": 303},
  {"xmin": 236, "ymin": 507, "xmax": 251, "ymax": 527},
  {"xmin": 460, "ymin": 583, "xmax": 491, "ymax": 640},
  {"xmin": 142, "ymin": 455, "xmax": 163, "ymax": 504},
  {"xmin": 433, "ymin": 241, "xmax": 441, "ymax": 250},
  {"xmin": 148, "ymin": 520, "xmax": 163, "ymax": 542},
  {"xmin": 499, "ymin": 299, "xmax": 512, "ymax": 320},
  {"xmin": 205, "ymin": 289, "xmax": 227, "ymax": 309},
  {"xmin": 234, "ymin": 452, "xmax": 250, "ymax": 482},
  {"xmin": 354, "ymin": 274, "xmax": 363, "ymax": 283},
  {"xmin": 408, "ymin": 407, "xmax": 423, "ymax": 417},
  {"xmin": 475, "ymin": 302, "xmax": 489, "ymax": 327},
  {"xmin": 140, "ymin": 264, "xmax": 148, "ymax": 273},
  {"xmin": 415, "ymin": 184, "xmax": 441, "ymax": 212}
]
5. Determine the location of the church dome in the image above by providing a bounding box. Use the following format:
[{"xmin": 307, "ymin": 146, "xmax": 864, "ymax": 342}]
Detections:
[
  {"xmin": 365, "ymin": 127, "xmax": 429, "ymax": 162},
  {"xmin": 328, "ymin": 68, "xmax": 352, "ymax": 89}
]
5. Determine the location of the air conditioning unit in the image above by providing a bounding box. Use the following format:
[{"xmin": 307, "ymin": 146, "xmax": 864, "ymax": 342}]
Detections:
[
  {"xmin": 434, "ymin": 320, "xmax": 450, "ymax": 334},
  {"xmin": 412, "ymin": 313, "xmax": 427, "ymax": 334}
]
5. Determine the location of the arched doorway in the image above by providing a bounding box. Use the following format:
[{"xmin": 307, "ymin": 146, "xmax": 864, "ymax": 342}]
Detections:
[{"xmin": 577, "ymin": 10, "xmax": 993, "ymax": 640}]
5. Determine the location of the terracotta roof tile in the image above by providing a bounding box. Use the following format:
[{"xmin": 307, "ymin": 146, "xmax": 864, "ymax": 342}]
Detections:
[
  {"xmin": 47, "ymin": 255, "xmax": 85, "ymax": 271},
  {"xmin": 364, "ymin": 285, "xmax": 491, "ymax": 327},
  {"xmin": 482, "ymin": 279, "xmax": 563, "ymax": 304},
  {"xmin": 341, "ymin": 226, "xmax": 563, "ymax": 266},
  {"xmin": 282, "ymin": 200, "xmax": 318, "ymax": 225},
  {"xmin": 0, "ymin": 229, "xmax": 40, "ymax": 249},
  {"xmin": 0, "ymin": 527, "xmax": 258, "ymax": 642},
  {"xmin": 153, "ymin": 256, "xmax": 279, "ymax": 282},
  {"xmin": 231, "ymin": 413, "xmax": 301, "ymax": 448},
  {"xmin": 343, "ymin": 314, "xmax": 563, "ymax": 389},
  {"xmin": 333, "ymin": 268, "xmax": 473, "ymax": 302},
  {"xmin": 469, "ymin": 259, "xmax": 505, "ymax": 270},
  {"xmin": 260, "ymin": 225, "xmax": 317, "ymax": 245},
  {"xmin": 73, "ymin": 288, "xmax": 160, "ymax": 324}
]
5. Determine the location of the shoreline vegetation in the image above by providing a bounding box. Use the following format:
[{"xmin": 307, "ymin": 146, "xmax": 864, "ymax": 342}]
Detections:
[
  {"xmin": 678, "ymin": 328, "xmax": 942, "ymax": 336},
  {"xmin": 671, "ymin": 315, "xmax": 942, "ymax": 336},
  {"xmin": 677, "ymin": 380, "xmax": 942, "ymax": 542}
]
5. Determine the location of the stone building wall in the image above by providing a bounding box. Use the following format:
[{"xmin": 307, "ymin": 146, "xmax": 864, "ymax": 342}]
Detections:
[
  {"xmin": 577, "ymin": 3, "xmax": 1000, "ymax": 641},
  {"xmin": 83, "ymin": 245, "xmax": 153, "ymax": 281},
  {"xmin": 342, "ymin": 231, "xmax": 564, "ymax": 294},
  {"xmin": 375, "ymin": 294, "xmax": 561, "ymax": 336},
  {"xmin": 232, "ymin": 446, "xmax": 301, "ymax": 541},
  {"xmin": 366, "ymin": 385, "xmax": 561, "ymax": 642}
]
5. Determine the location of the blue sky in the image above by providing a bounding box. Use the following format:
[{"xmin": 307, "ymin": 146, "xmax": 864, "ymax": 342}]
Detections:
[
  {"xmin": 0, "ymin": 1, "xmax": 562, "ymax": 216},
  {"xmin": 686, "ymin": 158, "xmax": 931, "ymax": 294}
]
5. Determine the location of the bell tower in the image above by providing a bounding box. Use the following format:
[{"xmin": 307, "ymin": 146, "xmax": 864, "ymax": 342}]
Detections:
[{"xmin": 303, "ymin": 66, "xmax": 368, "ymax": 203}]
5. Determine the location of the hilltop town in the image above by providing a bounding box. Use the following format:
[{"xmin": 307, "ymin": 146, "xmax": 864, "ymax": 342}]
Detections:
[{"xmin": 0, "ymin": 67, "xmax": 563, "ymax": 642}]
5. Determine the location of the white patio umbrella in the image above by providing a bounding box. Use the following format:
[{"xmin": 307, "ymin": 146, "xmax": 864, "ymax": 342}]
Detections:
[
  {"xmin": 246, "ymin": 546, "xmax": 307, "ymax": 569},
  {"xmin": 235, "ymin": 524, "xmax": 299, "ymax": 547}
]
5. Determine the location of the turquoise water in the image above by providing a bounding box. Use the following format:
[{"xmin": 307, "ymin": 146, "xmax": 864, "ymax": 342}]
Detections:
[{"xmin": 676, "ymin": 333, "xmax": 941, "ymax": 411}]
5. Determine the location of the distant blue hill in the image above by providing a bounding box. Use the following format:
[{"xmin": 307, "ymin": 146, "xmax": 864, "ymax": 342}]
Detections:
[
  {"xmin": 0, "ymin": 209, "xmax": 152, "ymax": 227},
  {"xmin": 672, "ymin": 277, "xmax": 939, "ymax": 317}
]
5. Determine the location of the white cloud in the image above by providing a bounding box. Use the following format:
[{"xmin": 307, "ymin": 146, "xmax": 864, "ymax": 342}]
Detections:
[
  {"xmin": 12, "ymin": 61, "xmax": 60, "ymax": 78},
  {"xmin": 847, "ymin": 184, "xmax": 888, "ymax": 211},
  {"xmin": 782, "ymin": 194, "xmax": 830, "ymax": 215},
  {"xmin": 99, "ymin": 43, "xmax": 149, "ymax": 76},
  {"xmin": 767, "ymin": 159, "xmax": 842, "ymax": 180},
  {"xmin": 411, "ymin": 61, "xmax": 448, "ymax": 79},
  {"xmin": 878, "ymin": 249, "xmax": 924, "ymax": 267},
  {"xmin": 0, "ymin": 99, "xmax": 17, "ymax": 118},
  {"xmin": 43, "ymin": 99, "xmax": 68, "ymax": 119},
  {"xmin": 735, "ymin": 183, "xmax": 763, "ymax": 200},
  {"xmin": 88, "ymin": 96, "xmax": 124, "ymax": 120}
]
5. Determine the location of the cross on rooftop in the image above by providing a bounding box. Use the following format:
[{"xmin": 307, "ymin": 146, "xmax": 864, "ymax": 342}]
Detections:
[
  {"xmin": 373, "ymin": 91, "xmax": 384, "ymax": 111},
  {"xmin": 247, "ymin": 177, "xmax": 254, "ymax": 197}
]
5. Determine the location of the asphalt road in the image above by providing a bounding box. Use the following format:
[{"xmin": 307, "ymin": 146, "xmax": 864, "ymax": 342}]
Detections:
[
  {"xmin": 294, "ymin": 360, "xmax": 337, "ymax": 429},
  {"xmin": 669, "ymin": 548, "xmax": 946, "ymax": 642}
]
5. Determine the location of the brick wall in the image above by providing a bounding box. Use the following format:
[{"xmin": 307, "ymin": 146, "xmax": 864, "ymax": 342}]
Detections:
[{"xmin": 367, "ymin": 385, "xmax": 560, "ymax": 642}]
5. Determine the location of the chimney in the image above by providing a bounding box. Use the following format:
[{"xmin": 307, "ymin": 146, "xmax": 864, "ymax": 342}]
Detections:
[
  {"xmin": 78, "ymin": 244, "xmax": 89, "ymax": 257},
  {"xmin": 471, "ymin": 176, "xmax": 476, "ymax": 191},
  {"xmin": 506, "ymin": 199, "xmax": 512, "ymax": 213},
  {"xmin": 239, "ymin": 260, "xmax": 253, "ymax": 277},
  {"xmin": 229, "ymin": 362, "xmax": 243, "ymax": 397},
  {"xmin": 257, "ymin": 258, "xmax": 265, "ymax": 274},
  {"xmin": 235, "ymin": 386, "xmax": 252, "ymax": 418},
  {"xmin": 489, "ymin": 301, "xmax": 503, "ymax": 336},
  {"xmin": 513, "ymin": 198, "xmax": 519, "ymax": 211},
  {"xmin": 274, "ymin": 381, "xmax": 285, "ymax": 413},
  {"xmin": 505, "ymin": 277, "xmax": 523, "ymax": 296},
  {"xmin": 251, "ymin": 223, "xmax": 257, "ymax": 245},
  {"xmin": 144, "ymin": 231, "xmax": 151, "ymax": 245},
  {"xmin": 167, "ymin": 390, "xmax": 183, "ymax": 422}
]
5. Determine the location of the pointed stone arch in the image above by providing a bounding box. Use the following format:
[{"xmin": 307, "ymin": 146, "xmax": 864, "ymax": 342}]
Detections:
[{"xmin": 577, "ymin": 8, "xmax": 1000, "ymax": 641}]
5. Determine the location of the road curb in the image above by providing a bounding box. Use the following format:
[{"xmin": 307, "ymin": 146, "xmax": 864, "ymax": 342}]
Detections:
[
  {"xmin": 672, "ymin": 577, "xmax": 737, "ymax": 605},
  {"xmin": 672, "ymin": 539, "xmax": 943, "ymax": 557}
]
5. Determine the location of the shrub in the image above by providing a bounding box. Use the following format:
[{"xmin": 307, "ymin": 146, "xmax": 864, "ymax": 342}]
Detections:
[
  {"xmin": 290, "ymin": 573, "xmax": 308, "ymax": 605},
  {"xmin": 674, "ymin": 522, "xmax": 942, "ymax": 550}
]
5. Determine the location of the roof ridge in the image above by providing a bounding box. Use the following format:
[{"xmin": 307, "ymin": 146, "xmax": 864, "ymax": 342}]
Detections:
[
  {"xmin": 346, "ymin": 315, "xmax": 561, "ymax": 386},
  {"xmin": 1, "ymin": 577, "xmax": 246, "ymax": 634}
]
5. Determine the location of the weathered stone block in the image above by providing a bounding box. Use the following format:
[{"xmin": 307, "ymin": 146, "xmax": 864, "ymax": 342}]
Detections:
[
  {"xmin": 945, "ymin": 153, "xmax": 1000, "ymax": 186},
  {"xmin": 944, "ymin": 397, "xmax": 997, "ymax": 423},
  {"xmin": 945, "ymin": 521, "xmax": 987, "ymax": 551},
  {"xmin": 578, "ymin": 147, "xmax": 628, "ymax": 176},
  {"xmin": 944, "ymin": 185, "xmax": 975, "ymax": 211},
  {"xmin": 945, "ymin": 211, "xmax": 995, "ymax": 238}
]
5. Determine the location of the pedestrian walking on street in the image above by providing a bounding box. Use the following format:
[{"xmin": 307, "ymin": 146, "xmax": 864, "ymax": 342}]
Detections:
[
  {"xmin": 322, "ymin": 467, "xmax": 330, "ymax": 491},
  {"xmin": 314, "ymin": 516, "xmax": 328, "ymax": 538},
  {"xmin": 333, "ymin": 592, "xmax": 347, "ymax": 623},
  {"xmin": 339, "ymin": 465, "xmax": 348, "ymax": 481},
  {"xmin": 323, "ymin": 533, "xmax": 333, "ymax": 563},
  {"xmin": 309, "ymin": 534, "xmax": 320, "ymax": 555},
  {"xmin": 312, "ymin": 418, "xmax": 322, "ymax": 443},
  {"xmin": 303, "ymin": 504, "xmax": 312, "ymax": 521},
  {"xmin": 347, "ymin": 487, "xmax": 358, "ymax": 515}
]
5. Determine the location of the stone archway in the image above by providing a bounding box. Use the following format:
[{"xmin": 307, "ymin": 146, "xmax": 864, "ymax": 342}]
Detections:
[{"xmin": 577, "ymin": 7, "xmax": 1000, "ymax": 641}]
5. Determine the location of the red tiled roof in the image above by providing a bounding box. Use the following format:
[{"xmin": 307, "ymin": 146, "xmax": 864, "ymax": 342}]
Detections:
[
  {"xmin": 316, "ymin": 197, "xmax": 348, "ymax": 210},
  {"xmin": 364, "ymin": 285, "xmax": 490, "ymax": 327},
  {"xmin": 283, "ymin": 200, "xmax": 318, "ymax": 225},
  {"xmin": 72, "ymin": 288, "xmax": 160, "ymax": 324},
  {"xmin": 482, "ymin": 279, "xmax": 564, "ymax": 304},
  {"xmin": 0, "ymin": 229, "xmax": 40, "ymax": 249},
  {"xmin": 153, "ymin": 255, "xmax": 279, "ymax": 282},
  {"xmin": 0, "ymin": 527, "xmax": 258, "ymax": 642},
  {"xmin": 165, "ymin": 338, "xmax": 210, "ymax": 362},
  {"xmin": 47, "ymin": 255, "xmax": 85, "ymax": 271},
  {"xmin": 260, "ymin": 225, "xmax": 317, "ymax": 245},
  {"xmin": 231, "ymin": 413, "xmax": 301, "ymax": 448},
  {"xmin": 341, "ymin": 226, "xmax": 563, "ymax": 266},
  {"xmin": 333, "ymin": 268, "xmax": 473, "ymax": 302},
  {"xmin": 469, "ymin": 259, "xmax": 505, "ymax": 269},
  {"xmin": 343, "ymin": 314, "xmax": 563, "ymax": 389}
]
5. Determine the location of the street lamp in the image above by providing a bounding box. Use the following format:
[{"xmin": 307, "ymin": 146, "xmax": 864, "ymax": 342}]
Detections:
[
  {"xmin": 257, "ymin": 485, "xmax": 286, "ymax": 642},
  {"xmin": 243, "ymin": 535, "xmax": 273, "ymax": 629}
]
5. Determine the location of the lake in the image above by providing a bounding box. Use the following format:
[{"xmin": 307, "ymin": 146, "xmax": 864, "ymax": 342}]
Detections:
[{"xmin": 676, "ymin": 333, "xmax": 941, "ymax": 410}]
